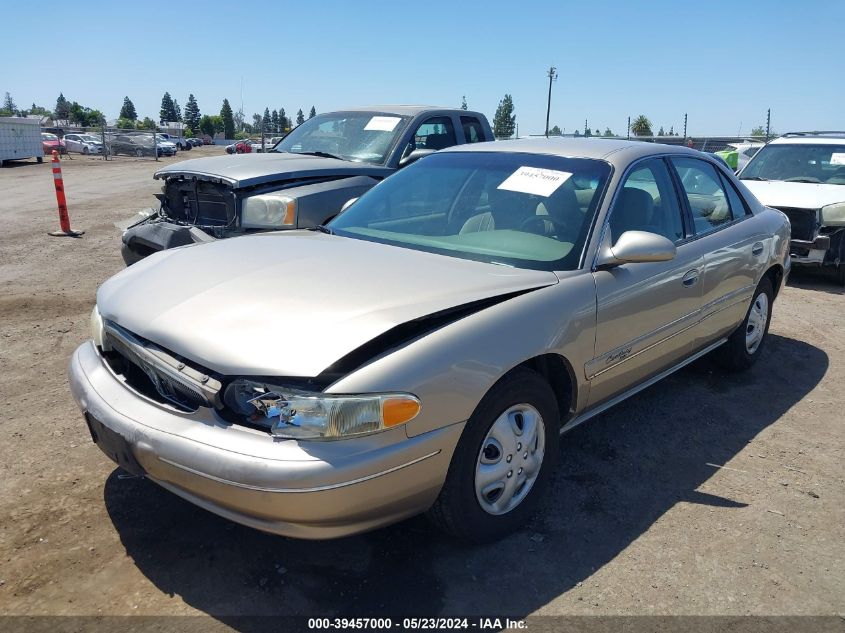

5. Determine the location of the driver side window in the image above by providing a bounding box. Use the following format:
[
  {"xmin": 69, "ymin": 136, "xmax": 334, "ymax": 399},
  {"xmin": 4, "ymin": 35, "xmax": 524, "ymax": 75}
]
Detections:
[
  {"xmin": 609, "ymin": 159, "xmax": 685, "ymax": 243},
  {"xmin": 404, "ymin": 117, "xmax": 457, "ymax": 157}
]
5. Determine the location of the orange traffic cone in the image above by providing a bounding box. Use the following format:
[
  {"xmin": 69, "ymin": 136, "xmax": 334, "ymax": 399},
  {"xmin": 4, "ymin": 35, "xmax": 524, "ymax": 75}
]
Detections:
[{"xmin": 48, "ymin": 150, "xmax": 84, "ymax": 237}]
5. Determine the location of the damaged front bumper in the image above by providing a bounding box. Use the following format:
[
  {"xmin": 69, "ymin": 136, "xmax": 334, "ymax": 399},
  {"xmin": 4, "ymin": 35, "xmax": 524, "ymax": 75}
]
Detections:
[
  {"xmin": 68, "ymin": 341, "xmax": 461, "ymax": 539},
  {"xmin": 121, "ymin": 217, "xmax": 217, "ymax": 265}
]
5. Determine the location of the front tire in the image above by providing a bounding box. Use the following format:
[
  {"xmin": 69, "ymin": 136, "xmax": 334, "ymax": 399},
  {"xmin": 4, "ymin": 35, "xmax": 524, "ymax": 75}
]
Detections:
[
  {"xmin": 427, "ymin": 368, "xmax": 559, "ymax": 542},
  {"xmin": 714, "ymin": 276, "xmax": 774, "ymax": 371}
]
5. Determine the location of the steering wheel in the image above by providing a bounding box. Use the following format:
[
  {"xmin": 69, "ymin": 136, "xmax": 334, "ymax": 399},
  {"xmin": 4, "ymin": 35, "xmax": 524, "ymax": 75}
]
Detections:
[{"xmin": 518, "ymin": 215, "xmax": 553, "ymax": 236}]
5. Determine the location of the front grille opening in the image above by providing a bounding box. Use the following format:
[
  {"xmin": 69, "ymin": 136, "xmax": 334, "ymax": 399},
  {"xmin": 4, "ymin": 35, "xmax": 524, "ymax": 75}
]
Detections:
[{"xmin": 102, "ymin": 349, "xmax": 201, "ymax": 412}]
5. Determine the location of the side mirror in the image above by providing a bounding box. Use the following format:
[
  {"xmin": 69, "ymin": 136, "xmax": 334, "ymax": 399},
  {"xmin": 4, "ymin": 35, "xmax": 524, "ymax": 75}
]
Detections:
[
  {"xmin": 339, "ymin": 197, "xmax": 358, "ymax": 214},
  {"xmin": 595, "ymin": 230, "xmax": 676, "ymax": 268},
  {"xmin": 399, "ymin": 148, "xmax": 435, "ymax": 168}
]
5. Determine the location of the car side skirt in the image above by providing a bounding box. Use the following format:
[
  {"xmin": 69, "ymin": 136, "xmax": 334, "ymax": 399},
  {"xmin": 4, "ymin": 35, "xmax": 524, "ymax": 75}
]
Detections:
[{"xmin": 561, "ymin": 337, "xmax": 727, "ymax": 435}]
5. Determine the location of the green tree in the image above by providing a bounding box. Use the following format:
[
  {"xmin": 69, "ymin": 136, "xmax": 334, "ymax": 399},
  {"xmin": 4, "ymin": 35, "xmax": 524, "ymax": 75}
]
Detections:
[
  {"xmin": 574, "ymin": 129, "xmax": 581, "ymax": 137},
  {"xmin": 750, "ymin": 125, "xmax": 775, "ymax": 138},
  {"xmin": 3, "ymin": 92, "xmax": 17, "ymax": 115},
  {"xmin": 160, "ymin": 92, "xmax": 177, "ymax": 124},
  {"xmin": 631, "ymin": 114, "xmax": 653, "ymax": 136},
  {"xmin": 657, "ymin": 126, "xmax": 665, "ymax": 136},
  {"xmin": 199, "ymin": 115, "xmax": 216, "ymax": 137},
  {"xmin": 119, "ymin": 96, "xmax": 137, "ymax": 120},
  {"xmin": 184, "ymin": 94, "xmax": 201, "ymax": 132},
  {"xmin": 262, "ymin": 107, "xmax": 271, "ymax": 131},
  {"xmin": 604, "ymin": 127, "xmax": 614, "ymax": 137},
  {"xmin": 548, "ymin": 125, "xmax": 562, "ymax": 136},
  {"xmin": 173, "ymin": 99, "xmax": 182, "ymax": 122},
  {"xmin": 28, "ymin": 103, "xmax": 52, "ymax": 117},
  {"xmin": 594, "ymin": 129, "xmax": 600, "ymax": 136},
  {"xmin": 54, "ymin": 93, "xmax": 70, "ymax": 122},
  {"xmin": 279, "ymin": 107, "xmax": 288, "ymax": 130},
  {"xmin": 296, "ymin": 109, "xmax": 305, "ymax": 125},
  {"xmin": 117, "ymin": 117, "xmax": 136, "ymax": 130},
  {"xmin": 138, "ymin": 117, "xmax": 156, "ymax": 131},
  {"xmin": 271, "ymin": 109, "xmax": 280, "ymax": 132},
  {"xmin": 211, "ymin": 115, "xmax": 224, "ymax": 133},
  {"xmin": 461, "ymin": 96, "xmax": 467, "ymax": 110},
  {"xmin": 668, "ymin": 126, "xmax": 674, "ymax": 136},
  {"xmin": 492, "ymin": 94, "xmax": 516, "ymax": 139},
  {"xmin": 308, "ymin": 106, "xmax": 316, "ymax": 119},
  {"xmin": 220, "ymin": 99, "xmax": 235, "ymax": 138},
  {"xmin": 252, "ymin": 113, "xmax": 262, "ymax": 131}
]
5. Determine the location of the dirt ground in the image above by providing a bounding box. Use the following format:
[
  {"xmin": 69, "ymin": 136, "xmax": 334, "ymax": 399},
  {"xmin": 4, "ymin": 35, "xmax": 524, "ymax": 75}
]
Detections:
[{"xmin": 0, "ymin": 149, "xmax": 843, "ymax": 626}]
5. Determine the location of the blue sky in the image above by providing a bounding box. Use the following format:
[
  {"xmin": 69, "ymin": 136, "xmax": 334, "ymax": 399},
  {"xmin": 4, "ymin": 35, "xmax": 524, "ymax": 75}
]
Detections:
[{"xmin": 2, "ymin": 0, "xmax": 842, "ymax": 135}]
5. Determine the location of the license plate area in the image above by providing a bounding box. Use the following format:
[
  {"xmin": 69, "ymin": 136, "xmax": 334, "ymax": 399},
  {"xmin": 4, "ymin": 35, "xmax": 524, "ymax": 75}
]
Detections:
[{"xmin": 84, "ymin": 413, "xmax": 145, "ymax": 477}]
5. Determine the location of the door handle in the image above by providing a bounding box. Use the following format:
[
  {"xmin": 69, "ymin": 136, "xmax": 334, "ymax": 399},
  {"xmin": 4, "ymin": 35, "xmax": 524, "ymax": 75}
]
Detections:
[
  {"xmin": 752, "ymin": 242, "xmax": 764, "ymax": 256},
  {"xmin": 682, "ymin": 269, "xmax": 700, "ymax": 287}
]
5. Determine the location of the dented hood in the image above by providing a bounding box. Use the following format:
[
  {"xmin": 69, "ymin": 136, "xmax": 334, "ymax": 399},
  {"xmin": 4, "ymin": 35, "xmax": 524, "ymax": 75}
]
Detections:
[
  {"xmin": 97, "ymin": 232, "xmax": 558, "ymax": 377},
  {"xmin": 742, "ymin": 179, "xmax": 845, "ymax": 210},
  {"xmin": 154, "ymin": 152, "xmax": 392, "ymax": 188}
]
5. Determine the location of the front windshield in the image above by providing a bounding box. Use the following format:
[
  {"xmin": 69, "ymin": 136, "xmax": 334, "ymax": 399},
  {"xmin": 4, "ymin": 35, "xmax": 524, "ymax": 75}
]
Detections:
[
  {"xmin": 273, "ymin": 112, "xmax": 410, "ymax": 164},
  {"xmin": 329, "ymin": 151, "xmax": 611, "ymax": 271},
  {"xmin": 80, "ymin": 135, "xmax": 99, "ymax": 143},
  {"xmin": 740, "ymin": 143, "xmax": 845, "ymax": 184},
  {"xmin": 42, "ymin": 133, "xmax": 57, "ymax": 141}
]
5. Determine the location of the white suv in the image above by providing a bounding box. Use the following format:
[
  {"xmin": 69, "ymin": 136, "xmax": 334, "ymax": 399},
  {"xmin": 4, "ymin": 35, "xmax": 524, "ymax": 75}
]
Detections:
[{"xmin": 739, "ymin": 132, "xmax": 845, "ymax": 285}]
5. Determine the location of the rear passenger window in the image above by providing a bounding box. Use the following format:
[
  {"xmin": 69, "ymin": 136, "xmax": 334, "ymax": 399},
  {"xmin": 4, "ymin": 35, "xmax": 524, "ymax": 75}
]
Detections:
[
  {"xmin": 460, "ymin": 116, "xmax": 485, "ymax": 143},
  {"xmin": 671, "ymin": 157, "xmax": 732, "ymax": 234},
  {"xmin": 610, "ymin": 158, "xmax": 685, "ymax": 243},
  {"xmin": 719, "ymin": 173, "xmax": 749, "ymax": 219}
]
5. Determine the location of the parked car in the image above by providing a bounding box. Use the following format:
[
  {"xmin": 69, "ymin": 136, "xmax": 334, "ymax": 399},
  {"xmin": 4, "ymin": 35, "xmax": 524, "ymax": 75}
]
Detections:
[
  {"xmin": 254, "ymin": 137, "xmax": 283, "ymax": 152},
  {"xmin": 187, "ymin": 138, "xmax": 203, "ymax": 147},
  {"xmin": 154, "ymin": 137, "xmax": 178, "ymax": 157},
  {"xmin": 157, "ymin": 133, "xmax": 190, "ymax": 150},
  {"xmin": 224, "ymin": 140, "xmax": 253, "ymax": 154},
  {"xmin": 64, "ymin": 133, "xmax": 104, "ymax": 155},
  {"xmin": 121, "ymin": 106, "xmax": 494, "ymax": 264},
  {"xmin": 41, "ymin": 132, "xmax": 66, "ymax": 155},
  {"xmin": 109, "ymin": 135, "xmax": 163, "ymax": 157},
  {"xmin": 715, "ymin": 141, "xmax": 764, "ymax": 171},
  {"xmin": 739, "ymin": 131, "xmax": 845, "ymax": 285},
  {"xmin": 70, "ymin": 138, "xmax": 790, "ymax": 541}
]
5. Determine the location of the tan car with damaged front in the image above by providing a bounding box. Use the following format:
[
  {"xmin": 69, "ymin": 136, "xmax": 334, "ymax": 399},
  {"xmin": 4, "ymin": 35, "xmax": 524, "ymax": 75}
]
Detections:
[{"xmin": 69, "ymin": 138, "xmax": 791, "ymax": 542}]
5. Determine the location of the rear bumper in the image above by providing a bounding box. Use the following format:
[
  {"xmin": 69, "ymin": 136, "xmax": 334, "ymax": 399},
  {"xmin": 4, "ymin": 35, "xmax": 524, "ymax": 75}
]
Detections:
[{"xmin": 68, "ymin": 341, "xmax": 461, "ymax": 539}]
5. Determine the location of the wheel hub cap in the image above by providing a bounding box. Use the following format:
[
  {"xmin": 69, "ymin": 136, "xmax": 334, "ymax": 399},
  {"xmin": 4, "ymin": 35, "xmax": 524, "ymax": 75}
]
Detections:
[
  {"xmin": 475, "ymin": 404, "xmax": 545, "ymax": 515},
  {"xmin": 745, "ymin": 292, "xmax": 769, "ymax": 354}
]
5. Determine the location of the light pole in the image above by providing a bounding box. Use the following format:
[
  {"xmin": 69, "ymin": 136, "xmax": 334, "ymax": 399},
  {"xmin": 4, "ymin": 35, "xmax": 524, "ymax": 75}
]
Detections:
[{"xmin": 545, "ymin": 66, "xmax": 557, "ymax": 138}]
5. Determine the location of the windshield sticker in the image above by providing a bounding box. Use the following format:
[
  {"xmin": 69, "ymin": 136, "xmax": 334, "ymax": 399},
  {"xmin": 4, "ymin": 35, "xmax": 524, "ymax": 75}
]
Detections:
[
  {"xmin": 830, "ymin": 153, "xmax": 845, "ymax": 166},
  {"xmin": 364, "ymin": 116, "xmax": 402, "ymax": 132},
  {"xmin": 497, "ymin": 166, "xmax": 573, "ymax": 197}
]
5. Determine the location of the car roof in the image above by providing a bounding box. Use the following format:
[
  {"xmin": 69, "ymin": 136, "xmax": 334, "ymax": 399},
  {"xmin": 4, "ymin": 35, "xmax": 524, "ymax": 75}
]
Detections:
[
  {"xmin": 439, "ymin": 136, "xmax": 706, "ymax": 163},
  {"xmin": 770, "ymin": 134, "xmax": 845, "ymax": 146},
  {"xmin": 331, "ymin": 105, "xmax": 482, "ymax": 117}
]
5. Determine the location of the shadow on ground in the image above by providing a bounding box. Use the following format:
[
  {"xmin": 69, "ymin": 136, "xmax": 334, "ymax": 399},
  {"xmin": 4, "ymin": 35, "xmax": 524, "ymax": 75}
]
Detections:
[
  {"xmin": 786, "ymin": 267, "xmax": 844, "ymax": 295},
  {"xmin": 103, "ymin": 334, "xmax": 827, "ymax": 625}
]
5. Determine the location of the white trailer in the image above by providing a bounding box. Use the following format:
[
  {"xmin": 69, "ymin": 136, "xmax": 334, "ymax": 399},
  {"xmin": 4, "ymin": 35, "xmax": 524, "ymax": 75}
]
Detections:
[{"xmin": 0, "ymin": 117, "xmax": 43, "ymax": 166}]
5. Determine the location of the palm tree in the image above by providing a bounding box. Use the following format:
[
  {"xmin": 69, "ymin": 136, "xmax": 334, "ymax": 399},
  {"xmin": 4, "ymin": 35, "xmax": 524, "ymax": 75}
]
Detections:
[{"xmin": 631, "ymin": 115, "xmax": 653, "ymax": 137}]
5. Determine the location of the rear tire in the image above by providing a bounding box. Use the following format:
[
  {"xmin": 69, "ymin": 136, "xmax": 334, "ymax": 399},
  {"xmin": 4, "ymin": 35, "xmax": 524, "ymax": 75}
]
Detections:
[
  {"xmin": 83, "ymin": 146, "xmax": 89, "ymax": 155},
  {"xmin": 426, "ymin": 368, "xmax": 559, "ymax": 542},
  {"xmin": 714, "ymin": 276, "xmax": 774, "ymax": 371}
]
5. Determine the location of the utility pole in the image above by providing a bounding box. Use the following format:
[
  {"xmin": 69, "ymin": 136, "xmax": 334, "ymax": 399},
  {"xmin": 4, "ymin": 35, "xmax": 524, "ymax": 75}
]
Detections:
[
  {"xmin": 765, "ymin": 108, "xmax": 771, "ymax": 143},
  {"xmin": 683, "ymin": 113, "xmax": 688, "ymax": 141},
  {"xmin": 545, "ymin": 66, "xmax": 557, "ymax": 138},
  {"xmin": 584, "ymin": 119, "xmax": 588, "ymax": 137},
  {"xmin": 627, "ymin": 116, "xmax": 631, "ymax": 140}
]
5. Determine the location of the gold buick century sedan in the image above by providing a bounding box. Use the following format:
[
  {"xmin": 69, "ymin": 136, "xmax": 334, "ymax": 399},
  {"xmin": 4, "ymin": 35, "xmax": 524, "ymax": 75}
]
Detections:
[{"xmin": 69, "ymin": 138, "xmax": 791, "ymax": 541}]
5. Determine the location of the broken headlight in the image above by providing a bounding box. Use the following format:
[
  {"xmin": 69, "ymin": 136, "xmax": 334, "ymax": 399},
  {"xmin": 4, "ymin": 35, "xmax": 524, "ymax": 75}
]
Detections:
[
  {"xmin": 223, "ymin": 378, "xmax": 420, "ymax": 440},
  {"xmin": 820, "ymin": 201, "xmax": 845, "ymax": 227},
  {"xmin": 241, "ymin": 193, "xmax": 297, "ymax": 229}
]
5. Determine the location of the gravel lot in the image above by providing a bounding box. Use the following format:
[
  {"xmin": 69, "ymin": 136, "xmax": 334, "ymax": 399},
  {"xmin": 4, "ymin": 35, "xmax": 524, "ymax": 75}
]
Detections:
[{"xmin": 0, "ymin": 150, "xmax": 842, "ymax": 625}]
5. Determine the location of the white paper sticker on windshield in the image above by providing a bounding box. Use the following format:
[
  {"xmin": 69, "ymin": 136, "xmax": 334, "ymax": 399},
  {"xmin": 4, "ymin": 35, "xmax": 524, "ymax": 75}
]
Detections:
[
  {"xmin": 830, "ymin": 153, "xmax": 845, "ymax": 166},
  {"xmin": 497, "ymin": 166, "xmax": 572, "ymax": 197},
  {"xmin": 364, "ymin": 116, "xmax": 401, "ymax": 132}
]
